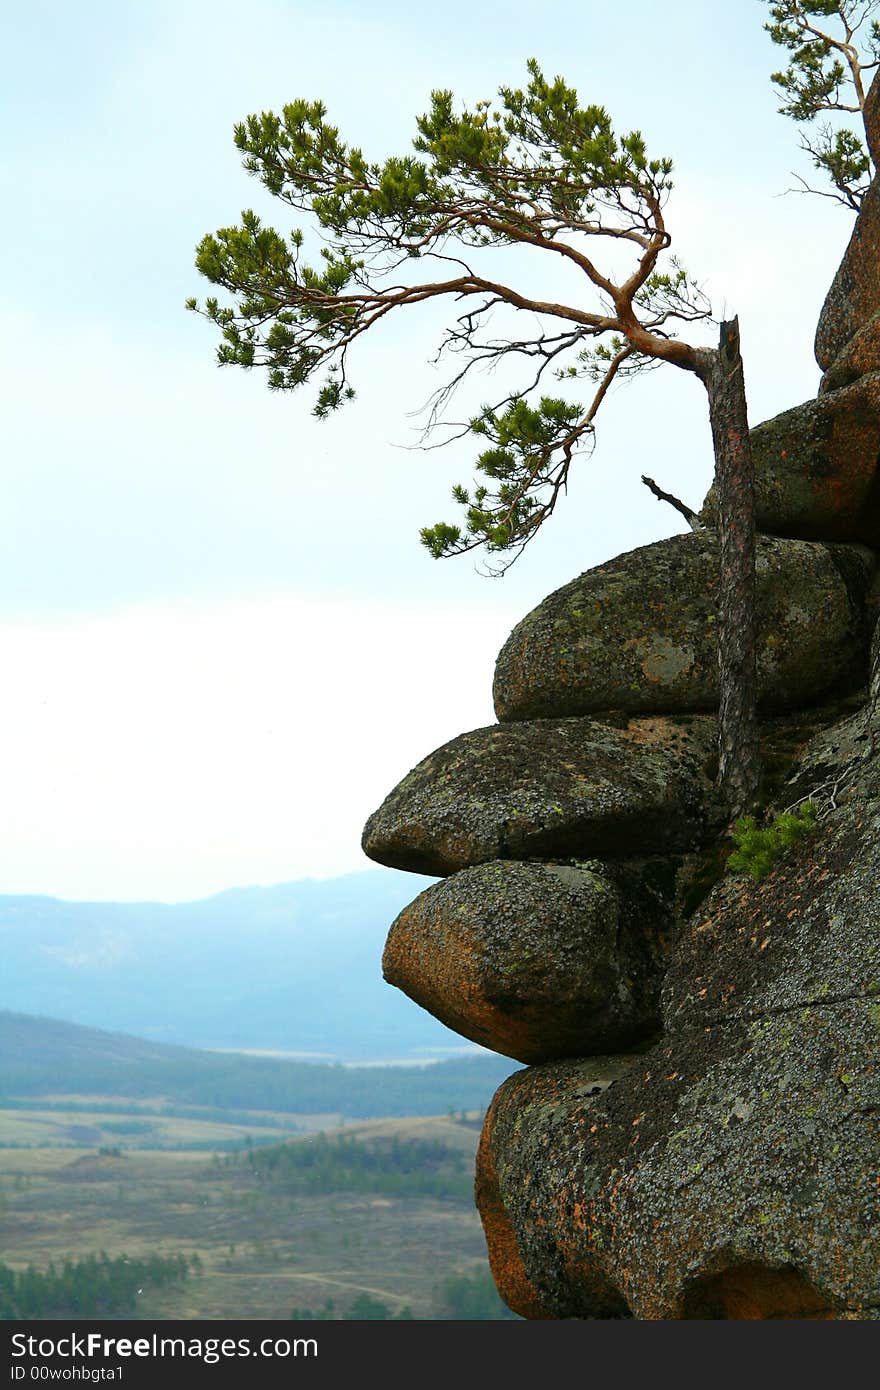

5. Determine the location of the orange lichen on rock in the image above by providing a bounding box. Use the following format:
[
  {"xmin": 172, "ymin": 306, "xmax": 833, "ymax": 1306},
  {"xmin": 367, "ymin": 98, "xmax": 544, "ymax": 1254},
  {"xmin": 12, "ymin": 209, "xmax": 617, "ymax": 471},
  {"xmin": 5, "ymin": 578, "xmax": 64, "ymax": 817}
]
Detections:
[{"xmin": 474, "ymin": 1099, "xmax": 552, "ymax": 1320}]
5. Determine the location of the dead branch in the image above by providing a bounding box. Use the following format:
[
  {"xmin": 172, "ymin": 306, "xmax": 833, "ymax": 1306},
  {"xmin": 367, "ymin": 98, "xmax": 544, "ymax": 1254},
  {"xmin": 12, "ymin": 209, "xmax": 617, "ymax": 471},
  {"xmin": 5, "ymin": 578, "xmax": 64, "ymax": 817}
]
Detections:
[{"xmin": 641, "ymin": 475, "xmax": 704, "ymax": 531}]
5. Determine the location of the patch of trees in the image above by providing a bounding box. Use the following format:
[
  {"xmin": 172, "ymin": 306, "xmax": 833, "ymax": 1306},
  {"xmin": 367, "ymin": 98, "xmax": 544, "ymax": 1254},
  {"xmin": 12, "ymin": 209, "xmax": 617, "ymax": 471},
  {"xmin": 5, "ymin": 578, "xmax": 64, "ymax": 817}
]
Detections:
[
  {"xmin": 0, "ymin": 1252, "xmax": 191, "ymax": 1319},
  {"xmin": 290, "ymin": 1293, "xmax": 414, "ymax": 1320},
  {"xmin": 434, "ymin": 1268, "xmax": 520, "ymax": 1320},
  {"xmin": 240, "ymin": 1132, "xmax": 473, "ymax": 1201},
  {"xmin": 289, "ymin": 1269, "xmax": 517, "ymax": 1320}
]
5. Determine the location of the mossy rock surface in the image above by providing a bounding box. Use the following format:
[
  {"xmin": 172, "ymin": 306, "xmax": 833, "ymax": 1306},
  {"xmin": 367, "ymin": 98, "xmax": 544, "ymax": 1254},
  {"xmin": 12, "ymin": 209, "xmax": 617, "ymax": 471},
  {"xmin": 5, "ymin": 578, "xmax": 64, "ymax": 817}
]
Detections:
[
  {"xmin": 362, "ymin": 715, "xmax": 718, "ymax": 876},
  {"xmin": 383, "ymin": 859, "xmax": 670, "ymax": 1065},
  {"xmin": 493, "ymin": 533, "xmax": 872, "ymax": 723}
]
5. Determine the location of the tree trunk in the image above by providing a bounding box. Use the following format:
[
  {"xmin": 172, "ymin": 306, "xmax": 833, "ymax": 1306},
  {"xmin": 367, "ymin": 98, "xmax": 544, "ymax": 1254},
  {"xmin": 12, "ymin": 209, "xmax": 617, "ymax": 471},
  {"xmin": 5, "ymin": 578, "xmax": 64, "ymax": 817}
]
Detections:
[{"xmin": 702, "ymin": 317, "xmax": 761, "ymax": 820}]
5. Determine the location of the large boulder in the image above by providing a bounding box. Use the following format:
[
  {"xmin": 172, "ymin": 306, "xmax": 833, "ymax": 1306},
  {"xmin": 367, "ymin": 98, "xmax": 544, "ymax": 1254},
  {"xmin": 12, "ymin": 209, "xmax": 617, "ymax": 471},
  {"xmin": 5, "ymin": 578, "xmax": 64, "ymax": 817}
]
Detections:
[
  {"xmin": 478, "ymin": 1005, "xmax": 880, "ymax": 1319},
  {"xmin": 475, "ymin": 729, "xmax": 880, "ymax": 1319},
  {"xmin": 701, "ymin": 377, "xmax": 880, "ymax": 544},
  {"xmin": 362, "ymin": 714, "xmax": 718, "ymax": 876},
  {"xmin": 382, "ymin": 859, "xmax": 671, "ymax": 1064},
  {"xmin": 815, "ymin": 174, "xmax": 880, "ymax": 374},
  {"xmin": 493, "ymin": 533, "xmax": 872, "ymax": 723}
]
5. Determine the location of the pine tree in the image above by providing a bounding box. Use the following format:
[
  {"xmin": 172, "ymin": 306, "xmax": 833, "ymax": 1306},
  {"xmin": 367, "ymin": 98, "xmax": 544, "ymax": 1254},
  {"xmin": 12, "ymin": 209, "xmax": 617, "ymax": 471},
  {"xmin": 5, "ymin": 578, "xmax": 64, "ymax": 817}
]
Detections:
[
  {"xmin": 764, "ymin": 0, "xmax": 880, "ymax": 208},
  {"xmin": 189, "ymin": 61, "xmax": 759, "ymax": 815}
]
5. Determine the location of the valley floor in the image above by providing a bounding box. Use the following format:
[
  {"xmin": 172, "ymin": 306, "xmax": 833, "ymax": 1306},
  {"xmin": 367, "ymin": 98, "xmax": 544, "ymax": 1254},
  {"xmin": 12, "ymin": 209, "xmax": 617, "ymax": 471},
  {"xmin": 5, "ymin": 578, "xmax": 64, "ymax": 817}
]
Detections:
[{"xmin": 0, "ymin": 1113, "xmax": 497, "ymax": 1320}]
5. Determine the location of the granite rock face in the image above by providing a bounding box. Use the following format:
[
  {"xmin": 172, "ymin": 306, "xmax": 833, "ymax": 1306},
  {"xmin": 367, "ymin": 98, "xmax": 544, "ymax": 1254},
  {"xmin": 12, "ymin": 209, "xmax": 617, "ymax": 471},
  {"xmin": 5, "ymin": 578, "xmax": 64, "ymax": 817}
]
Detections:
[
  {"xmin": 815, "ymin": 174, "xmax": 880, "ymax": 375},
  {"xmin": 363, "ymin": 230, "xmax": 880, "ymax": 1312},
  {"xmin": 362, "ymin": 715, "xmax": 718, "ymax": 876},
  {"xmin": 382, "ymin": 859, "xmax": 671, "ymax": 1064},
  {"xmin": 493, "ymin": 533, "xmax": 872, "ymax": 722},
  {"xmin": 815, "ymin": 80, "xmax": 880, "ymax": 391},
  {"xmin": 476, "ymin": 741, "xmax": 880, "ymax": 1318},
  {"xmin": 820, "ymin": 313, "xmax": 880, "ymax": 394},
  {"xmin": 702, "ymin": 378, "xmax": 880, "ymax": 544}
]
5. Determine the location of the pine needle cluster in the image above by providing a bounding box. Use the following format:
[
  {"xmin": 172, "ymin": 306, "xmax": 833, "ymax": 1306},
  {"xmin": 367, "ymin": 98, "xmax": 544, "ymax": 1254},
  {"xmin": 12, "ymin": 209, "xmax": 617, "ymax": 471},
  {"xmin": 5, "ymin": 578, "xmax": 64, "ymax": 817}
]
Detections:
[{"xmin": 726, "ymin": 802, "xmax": 818, "ymax": 881}]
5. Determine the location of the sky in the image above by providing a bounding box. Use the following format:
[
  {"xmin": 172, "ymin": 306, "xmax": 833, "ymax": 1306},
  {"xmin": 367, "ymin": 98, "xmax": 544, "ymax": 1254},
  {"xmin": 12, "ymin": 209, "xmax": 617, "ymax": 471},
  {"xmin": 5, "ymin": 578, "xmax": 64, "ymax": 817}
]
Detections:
[{"xmin": 0, "ymin": 0, "xmax": 860, "ymax": 901}]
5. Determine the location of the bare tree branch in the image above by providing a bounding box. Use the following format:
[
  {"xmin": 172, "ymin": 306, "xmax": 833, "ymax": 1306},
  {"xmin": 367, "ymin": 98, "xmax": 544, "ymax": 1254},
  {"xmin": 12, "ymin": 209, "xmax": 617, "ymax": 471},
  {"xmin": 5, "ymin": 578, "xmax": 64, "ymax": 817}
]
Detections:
[{"xmin": 641, "ymin": 475, "xmax": 705, "ymax": 531}]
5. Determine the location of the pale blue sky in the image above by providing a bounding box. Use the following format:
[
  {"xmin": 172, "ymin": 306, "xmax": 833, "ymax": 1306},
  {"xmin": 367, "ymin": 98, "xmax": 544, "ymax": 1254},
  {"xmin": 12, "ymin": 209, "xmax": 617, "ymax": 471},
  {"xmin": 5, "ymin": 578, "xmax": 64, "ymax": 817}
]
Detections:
[{"xmin": 0, "ymin": 0, "xmax": 859, "ymax": 898}]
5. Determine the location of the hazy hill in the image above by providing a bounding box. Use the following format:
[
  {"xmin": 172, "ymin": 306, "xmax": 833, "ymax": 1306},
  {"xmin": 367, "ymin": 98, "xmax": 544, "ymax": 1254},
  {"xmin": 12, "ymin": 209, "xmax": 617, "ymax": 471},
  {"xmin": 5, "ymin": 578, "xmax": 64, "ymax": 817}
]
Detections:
[
  {"xmin": 0, "ymin": 1010, "xmax": 518, "ymax": 1119},
  {"xmin": 0, "ymin": 868, "xmax": 467, "ymax": 1062}
]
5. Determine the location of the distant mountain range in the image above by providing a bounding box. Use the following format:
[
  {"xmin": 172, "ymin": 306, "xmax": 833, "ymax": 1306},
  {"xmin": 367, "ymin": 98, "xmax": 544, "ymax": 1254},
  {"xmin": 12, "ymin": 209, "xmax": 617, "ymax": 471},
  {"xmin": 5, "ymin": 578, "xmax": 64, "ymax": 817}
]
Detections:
[
  {"xmin": 0, "ymin": 1011, "xmax": 519, "ymax": 1119},
  {"xmin": 0, "ymin": 869, "xmax": 470, "ymax": 1063}
]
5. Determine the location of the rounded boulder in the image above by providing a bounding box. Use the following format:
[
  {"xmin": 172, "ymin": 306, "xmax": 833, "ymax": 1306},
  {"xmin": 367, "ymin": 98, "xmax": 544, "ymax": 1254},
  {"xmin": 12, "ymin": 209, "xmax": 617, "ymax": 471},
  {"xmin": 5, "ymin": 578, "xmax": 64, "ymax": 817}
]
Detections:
[
  {"xmin": 493, "ymin": 533, "xmax": 871, "ymax": 722},
  {"xmin": 361, "ymin": 714, "xmax": 717, "ymax": 876},
  {"xmin": 383, "ymin": 859, "xmax": 667, "ymax": 1065}
]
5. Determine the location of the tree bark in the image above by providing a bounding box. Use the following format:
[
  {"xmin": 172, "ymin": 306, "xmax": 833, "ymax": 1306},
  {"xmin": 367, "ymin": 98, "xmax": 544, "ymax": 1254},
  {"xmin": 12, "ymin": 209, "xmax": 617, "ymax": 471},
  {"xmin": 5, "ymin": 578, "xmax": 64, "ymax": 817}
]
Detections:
[{"xmin": 701, "ymin": 317, "xmax": 761, "ymax": 820}]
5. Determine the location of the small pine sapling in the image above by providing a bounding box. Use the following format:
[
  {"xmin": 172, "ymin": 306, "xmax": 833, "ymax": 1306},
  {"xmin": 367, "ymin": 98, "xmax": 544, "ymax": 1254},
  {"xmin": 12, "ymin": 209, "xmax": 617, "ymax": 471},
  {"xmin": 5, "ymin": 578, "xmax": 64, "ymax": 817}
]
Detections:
[{"xmin": 726, "ymin": 801, "xmax": 818, "ymax": 881}]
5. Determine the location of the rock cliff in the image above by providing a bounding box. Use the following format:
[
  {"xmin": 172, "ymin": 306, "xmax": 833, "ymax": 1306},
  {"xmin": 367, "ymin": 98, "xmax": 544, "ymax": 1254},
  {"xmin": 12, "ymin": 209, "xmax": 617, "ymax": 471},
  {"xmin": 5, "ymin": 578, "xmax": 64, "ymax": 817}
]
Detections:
[{"xmin": 362, "ymin": 119, "xmax": 880, "ymax": 1319}]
